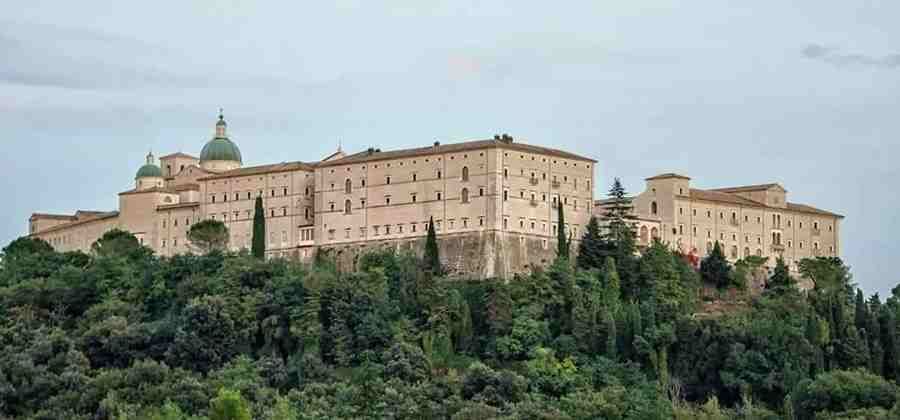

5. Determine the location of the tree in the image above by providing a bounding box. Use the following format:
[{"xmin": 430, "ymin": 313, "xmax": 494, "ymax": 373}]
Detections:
[
  {"xmin": 767, "ymin": 257, "xmax": 795, "ymax": 293},
  {"xmin": 597, "ymin": 178, "xmax": 638, "ymax": 297},
  {"xmin": 423, "ymin": 216, "xmax": 441, "ymax": 275},
  {"xmin": 576, "ymin": 216, "xmax": 604, "ymax": 270},
  {"xmin": 699, "ymin": 242, "xmax": 732, "ymax": 289},
  {"xmin": 556, "ymin": 202, "xmax": 569, "ymax": 261},
  {"xmin": 855, "ymin": 289, "xmax": 868, "ymax": 332},
  {"xmin": 251, "ymin": 196, "xmax": 266, "ymax": 259},
  {"xmin": 91, "ymin": 229, "xmax": 148, "ymax": 259},
  {"xmin": 208, "ymin": 388, "xmax": 252, "ymax": 420},
  {"xmin": 187, "ymin": 219, "xmax": 230, "ymax": 254}
]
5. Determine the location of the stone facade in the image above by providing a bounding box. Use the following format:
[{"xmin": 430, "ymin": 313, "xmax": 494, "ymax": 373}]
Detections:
[
  {"xmin": 595, "ymin": 173, "xmax": 844, "ymax": 271},
  {"xmin": 28, "ymin": 116, "xmax": 595, "ymax": 279}
]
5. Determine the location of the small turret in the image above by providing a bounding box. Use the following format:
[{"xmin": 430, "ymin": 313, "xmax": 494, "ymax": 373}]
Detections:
[{"xmin": 200, "ymin": 109, "xmax": 242, "ymax": 172}]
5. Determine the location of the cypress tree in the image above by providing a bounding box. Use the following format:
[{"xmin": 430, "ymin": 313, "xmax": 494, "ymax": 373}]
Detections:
[
  {"xmin": 603, "ymin": 257, "xmax": 622, "ymax": 309},
  {"xmin": 855, "ymin": 289, "xmax": 868, "ymax": 332},
  {"xmin": 556, "ymin": 201, "xmax": 569, "ymax": 261},
  {"xmin": 576, "ymin": 216, "xmax": 604, "ymax": 270},
  {"xmin": 424, "ymin": 216, "xmax": 441, "ymax": 275},
  {"xmin": 603, "ymin": 308, "xmax": 617, "ymax": 359},
  {"xmin": 251, "ymin": 196, "xmax": 266, "ymax": 259}
]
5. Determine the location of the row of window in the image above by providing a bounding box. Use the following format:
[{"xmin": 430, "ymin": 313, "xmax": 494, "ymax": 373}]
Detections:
[
  {"xmin": 324, "ymin": 217, "xmax": 579, "ymax": 241},
  {"xmin": 210, "ymin": 187, "xmax": 312, "ymax": 204},
  {"xmin": 651, "ymin": 201, "xmax": 835, "ymax": 233}
]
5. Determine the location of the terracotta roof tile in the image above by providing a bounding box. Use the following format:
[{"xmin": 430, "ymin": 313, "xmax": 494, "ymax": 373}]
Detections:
[
  {"xmin": 645, "ymin": 173, "xmax": 691, "ymax": 181},
  {"xmin": 32, "ymin": 211, "xmax": 119, "ymax": 235},
  {"xmin": 198, "ymin": 161, "xmax": 315, "ymax": 181},
  {"xmin": 319, "ymin": 138, "xmax": 596, "ymax": 167}
]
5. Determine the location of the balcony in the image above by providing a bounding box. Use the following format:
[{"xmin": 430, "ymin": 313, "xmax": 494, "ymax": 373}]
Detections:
[
  {"xmin": 551, "ymin": 180, "xmax": 561, "ymax": 189},
  {"xmin": 529, "ymin": 177, "xmax": 539, "ymax": 186}
]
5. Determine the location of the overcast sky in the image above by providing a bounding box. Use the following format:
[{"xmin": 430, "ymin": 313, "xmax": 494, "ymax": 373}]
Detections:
[{"xmin": 2, "ymin": 1, "xmax": 898, "ymax": 296}]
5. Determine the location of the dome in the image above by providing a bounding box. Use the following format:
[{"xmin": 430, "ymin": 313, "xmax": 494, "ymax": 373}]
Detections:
[
  {"xmin": 135, "ymin": 163, "xmax": 162, "ymax": 179},
  {"xmin": 200, "ymin": 137, "xmax": 243, "ymax": 163}
]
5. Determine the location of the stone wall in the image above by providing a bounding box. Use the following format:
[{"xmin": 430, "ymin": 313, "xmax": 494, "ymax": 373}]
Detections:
[{"xmin": 319, "ymin": 230, "xmax": 567, "ymax": 279}]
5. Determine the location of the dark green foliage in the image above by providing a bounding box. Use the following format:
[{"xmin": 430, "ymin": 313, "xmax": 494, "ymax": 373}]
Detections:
[
  {"xmin": 576, "ymin": 216, "xmax": 604, "ymax": 270},
  {"xmin": 0, "ymin": 227, "xmax": 896, "ymax": 419},
  {"xmin": 598, "ymin": 178, "xmax": 639, "ymax": 298},
  {"xmin": 792, "ymin": 370, "xmax": 898, "ymax": 420},
  {"xmin": 767, "ymin": 256, "xmax": 795, "ymax": 293},
  {"xmin": 251, "ymin": 196, "xmax": 265, "ymax": 259},
  {"xmin": 556, "ymin": 201, "xmax": 569, "ymax": 260},
  {"xmin": 423, "ymin": 216, "xmax": 441, "ymax": 275},
  {"xmin": 699, "ymin": 241, "xmax": 732, "ymax": 289},
  {"xmin": 187, "ymin": 219, "xmax": 230, "ymax": 254}
]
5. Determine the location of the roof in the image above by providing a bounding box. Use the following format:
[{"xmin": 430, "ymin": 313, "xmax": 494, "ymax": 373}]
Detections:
[
  {"xmin": 158, "ymin": 202, "xmax": 201, "ymax": 210},
  {"xmin": 318, "ymin": 138, "xmax": 597, "ymax": 167},
  {"xmin": 30, "ymin": 213, "xmax": 77, "ymax": 221},
  {"xmin": 711, "ymin": 183, "xmax": 787, "ymax": 193},
  {"xmin": 159, "ymin": 152, "xmax": 198, "ymax": 160},
  {"xmin": 687, "ymin": 188, "xmax": 843, "ymax": 218},
  {"xmin": 164, "ymin": 164, "xmax": 213, "ymax": 180},
  {"xmin": 118, "ymin": 186, "xmax": 180, "ymax": 196},
  {"xmin": 198, "ymin": 161, "xmax": 315, "ymax": 181},
  {"xmin": 136, "ymin": 163, "xmax": 163, "ymax": 179},
  {"xmin": 646, "ymin": 173, "xmax": 691, "ymax": 181},
  {"xmin": 32, "ymin": 211, "xmax": 119, "ymax": 235},
  {"xmin": 200, "ymin": 137, "xmax": 242, "ymax": 163}
]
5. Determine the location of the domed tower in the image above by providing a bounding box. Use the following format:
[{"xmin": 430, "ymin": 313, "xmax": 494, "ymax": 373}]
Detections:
[
  {"xmin": 200, "ymin": 111, "xmax": 243, "ymax": 172},
  {"xmin": 135, "ymin": 151, "xmax": 164, "ymax": 190}
]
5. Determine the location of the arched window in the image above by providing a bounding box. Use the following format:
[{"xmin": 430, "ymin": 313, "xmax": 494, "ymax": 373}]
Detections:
[
  {"xmin": 651, "ymin": 227, "xmax": 659, "ymax": 239},
  {"xmin": 640, "ymin": 226, "xmax": 649, "ymax": 243},
  {"xmin": 462, "ymin": 166, "xmax": 469, "ymax": 181},
  {"xmin": 461, "ymin": 188, "xmax": 469, "ymax": 203},
  {"xmin": 344, "ymin": 199, "xmax": 351, "ymax": 214},
  {"xmin": 756, "ymin": 248, "xmax": 763, "ymax": 257},
  {"xmin": 731, "ymin": 246, "xmax": 738, "ymax": 258},
  {"xmin": 744, "ymin": 247, "xmax": 750, "ymax": 257},
  {"xmin": 345, "ymin": 179, "xmax": 352, "ymax": 194},
  {"xmin": 651, "ymin": 201, "xmax": 658, "ymax": 215}
]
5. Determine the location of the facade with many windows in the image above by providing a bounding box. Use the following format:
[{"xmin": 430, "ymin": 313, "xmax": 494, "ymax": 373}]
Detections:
[
  {"xmin": 599, "ymin": 173, "xmax": 843, "ymax": 272},
  {"xmin": 28, "ymin": 115, "xmax": 595, "ymax": 278}
]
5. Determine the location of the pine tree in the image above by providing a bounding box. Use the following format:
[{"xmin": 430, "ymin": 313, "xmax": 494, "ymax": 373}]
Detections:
[
  {"xmin": 576, "ymin": 216, "xmax": 603, "ymax": 270},
  {"xmin": 601, "ymin": 178, "xmax": 638, "ymax": 248},
  {"xmin": 556, "ymin": 202, "xmax": 569, "ymax": 261},
  {"xmin": 699, "ymin": 241, "xmax": 732, "ymax": 289},
  {"xmin": 423, "ymin": 216, "xmax": 441, "ymax": 275},
  {"xmin": 251, "ymin": 196, "xmax": 266, "ymax": 259},
  {"xmin": 767, "ymin": 257, "xmax": 794, "ymax": 292}
]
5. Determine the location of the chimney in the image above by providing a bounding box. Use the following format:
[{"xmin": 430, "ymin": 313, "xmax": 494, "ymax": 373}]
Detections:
[{"xmin": 433, "ymin": 141, "xmax": 440, "ymax": 148}]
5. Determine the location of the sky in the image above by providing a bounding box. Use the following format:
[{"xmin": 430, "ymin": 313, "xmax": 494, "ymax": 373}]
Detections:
[{"xmin": 2, "ymin": 1, "xmax": 898, "ymax": 296}]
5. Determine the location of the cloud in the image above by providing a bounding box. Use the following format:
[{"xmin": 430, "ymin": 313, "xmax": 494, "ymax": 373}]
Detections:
[{"xmin": 802, "ymin": 44, "xmax": 900, "ymax": 69}]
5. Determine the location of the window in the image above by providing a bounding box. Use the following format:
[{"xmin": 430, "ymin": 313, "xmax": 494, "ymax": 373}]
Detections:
[
  {"xmin": 437, "ymin": 192, "xmax": 442, "ymax": 200},
  {"xmin": 651, "ymin": 201, "xmax": 658, "ymax": 215},
  {"xmin": 344, "ymin": 200, "xmax": 352, "ymax": 214},
  {"xmin": 247, "ymin": 192, "xmax": 251, "ymax": 199},
  {"xmin": 503, "ymin": 168, "xmax": 508, "ymax": 178},
  {"xmin": 305, "ymin": 208, "xmax": 310, "ymax": 219},
  {"xmin": 283, "ymin": 208, "xmax": 287, "ymax": 216},
  {"xmin": 235, "ymin": 193, "xmax": 239, "ymax": 201},
  {"xmin": 283, "ymin": 188, "xmax": 288, "ymax": 196},
  {"xmin": 361, "ymin": 179, "xmax": 366, "ymax": 187},
  {"xmin": 386, "ymin": 176, "xmax": 391, "ymax": 185},
  {"xmin": 271, "ymin": 189, "xmax": 275, "ymax": 197},
  {"xmin": 385, "ymin": 196, "xmax": 391, "ymax": 205},
  {"xmin": 412, "ymin": 194, "xmax": 417, "ymax": 203},
  {"xmin": 211, "ymin": 196, "xmax": 216, "ymax": 203},
  {"xmin": 412, "ymin": 173, "xmax": 417, "ymax": 182},
  {"xmin": 437, "ymin": 170, "xmax": 442, "ymax": 179},
  {"xmin": 462, "ymin": 166, "xmax": 469, "ymax": 181},
  {"xmin": 479, "ymin": 187, "xmax": 484, "ymax": 196},
  {"xmin": 330, "ymin": 203, "xmax": 335, "ymax": 212},
  {"xmin": 271, "ymin": 209, "xmax": 275, "ymax": 217},
  {"xmin": 503, "ymin": 190, "xmax": 508, "ymax": 201},
  {"xmin": 345, "ymin": 179, "xmax": 352, "ymax": 193},
  {"xmin": 461, "ymin": 188, "xmax": 469, "ymax": 203}
]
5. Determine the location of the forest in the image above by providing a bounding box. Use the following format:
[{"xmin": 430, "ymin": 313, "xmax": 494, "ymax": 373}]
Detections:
[{"xmin": 1, "ymin": 185, "xmax": 898, "ymax": 420}]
